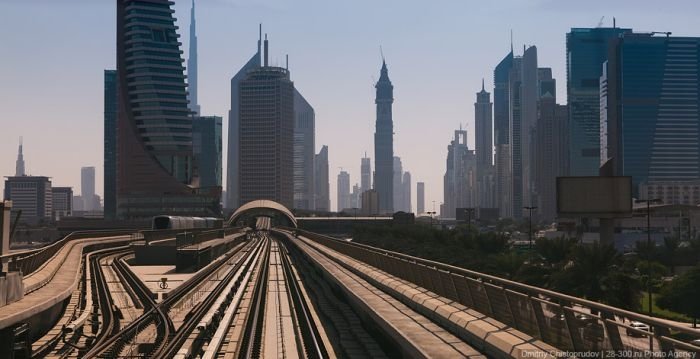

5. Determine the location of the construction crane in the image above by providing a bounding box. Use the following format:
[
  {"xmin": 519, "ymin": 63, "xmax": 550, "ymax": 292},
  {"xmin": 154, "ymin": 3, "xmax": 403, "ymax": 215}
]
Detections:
[{"xmin": 597, "ymin": 16, "xmax": 605, "ymax": 28}]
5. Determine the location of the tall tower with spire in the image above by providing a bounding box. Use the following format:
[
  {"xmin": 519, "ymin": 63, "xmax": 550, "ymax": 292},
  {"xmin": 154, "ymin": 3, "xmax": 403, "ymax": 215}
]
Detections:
[
  {"xmin": 374, "ymin": 60, "xmax": 394, "ymax": 214},
  {"xmin": 187, "ymin": 0, "xmax": 200, "ymax": 115},
  {"xmin": 475, "ymin": 80, "xmax": 496, "ymax": 208},
  {"xmin": 15, "ymin": 137, "xmax": 25, "ymax": 176},
  {"xmin": 226, "ymin": 25, "xmax": 262, "ymax": 209}
]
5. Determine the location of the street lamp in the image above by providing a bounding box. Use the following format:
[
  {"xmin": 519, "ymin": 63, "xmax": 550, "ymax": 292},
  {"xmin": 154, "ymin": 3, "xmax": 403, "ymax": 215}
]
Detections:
[
  {"xmin": 464, "ymin": 208, "xmax": 476, "ymax": 230},
  {"xmin": 635, "ymin": 198, "xmax": 661, "ymax": 316},
  {"xmin": 523, "ymin": 206, "xmax": 537, "ymax": 249},
  {"xmin": 427, "ymin": 211, "xmax": 436, "ymax": 227}
]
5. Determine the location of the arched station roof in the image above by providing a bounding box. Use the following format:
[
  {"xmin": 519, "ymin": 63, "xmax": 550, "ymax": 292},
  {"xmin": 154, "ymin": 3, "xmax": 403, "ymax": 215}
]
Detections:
[{"xmin": 228, "ymin": 200, "xmax": 297, "ymax": 228}]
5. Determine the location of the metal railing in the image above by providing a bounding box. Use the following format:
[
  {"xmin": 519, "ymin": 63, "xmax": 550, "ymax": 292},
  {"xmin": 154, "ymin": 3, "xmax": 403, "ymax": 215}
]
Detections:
[{"xmin": 296, "ymin": 229, "xmax": 700, "ymax": 355}]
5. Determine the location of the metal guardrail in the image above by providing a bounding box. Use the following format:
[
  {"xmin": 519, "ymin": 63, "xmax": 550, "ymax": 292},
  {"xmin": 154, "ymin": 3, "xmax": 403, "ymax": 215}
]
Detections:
[
  {"xmin": 296, "ymin": 229, "xmax": 700, "ymax": 355},
  {"xmin": 3, "ymin": 229, "xmax": 136, "ymax": 275}
]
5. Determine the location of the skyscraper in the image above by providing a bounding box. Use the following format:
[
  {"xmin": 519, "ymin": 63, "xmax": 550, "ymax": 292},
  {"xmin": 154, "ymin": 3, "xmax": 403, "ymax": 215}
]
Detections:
[
  {"xmin": 475, "ymin": 80, "xmax": 496, "ymax": 208},
  {"xmin": 293, "ymin": 89, "xmax": 316, "ymax": 210},
  {"xmin": 494, "ymin": 50, "xmax": 513, "ymax": 218},
  {"xmin": 416, "ymin": 181, "xmax": 425, "ymax": 214},
  {"xmin": 535, "ymin": 69, "xmax": 568, "ymax": 220},
  {"xmin": 314, "ymin": 145, "xmax": 330, "ymax": 211},
  {"xmin": 567, "ymin": 26, "xmax": 631, "ymax": 176},
  {"xmin": 443, "ymin": 128, "xmax": 477, "ymax": 218},
  {"xmin": 104, "ymin": 69, "xmax": 117, "ymax": 220},
  {"xmin": 187, "ymin": 0, "xmax": 200, "ymax": 115},
  {"xmin": 15, "ymin": 138, "xmax": 25, "ymax": 177},
  {"xmin": 508, "ymin": 55, "xmax": 523, "ymax": 218},
  {"xmin": 193, "ymin": 116, "xmax": 223, "ymax": 188},
  {"xmin": 81, "ymin": 167, "xmax": 96, "ymax": 211},
  {"xmin": 226, "ymin": 26, "xmax": 262, "ymax": 210},
  {"xmin": 337, "ymin": 170, "xmax": 350, "ymax": 211},
  {"xmin": 238, "ymin": 36, "xmax": 294, "ymax": 208},
  {"xmin": 602, "ymin": 34, "xmax": 700, "ymax": 193},
  {"xmin": 402, "ymin": 171, "xmax": 411, "ymax": 213},
  {"xmin": 361, "ymin": 155, "xmax": 371, "ymax": 193},
  {"xmin": 393, "ymin": 156, "xmax": 403, "ymax": 212},
  {"xmin": 374, "ymin": 60, "xmax": 394, "ymax": 214},
  {"xmin": 520, "ymin": 46, "xmax": 538, "ymax": 211},
  {"xmin": 116, "ymin": 0, "xmax": 219, "ymax": 218}
]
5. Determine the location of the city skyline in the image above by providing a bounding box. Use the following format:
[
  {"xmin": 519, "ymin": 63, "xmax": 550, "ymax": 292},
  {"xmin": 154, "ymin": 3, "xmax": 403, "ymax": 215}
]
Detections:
[{"xmin": 3, "ymin": 0, "xmax": 700, "ymax": 214}]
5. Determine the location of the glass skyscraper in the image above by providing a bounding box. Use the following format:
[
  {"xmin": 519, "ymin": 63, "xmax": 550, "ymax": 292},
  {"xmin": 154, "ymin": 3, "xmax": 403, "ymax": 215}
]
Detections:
[
  {"xmin": 602, "ymin": 34, "xmax": 700, "ymax": 192},
  {"xmin": 566, "ymin": 27, "xmax": 631, "ymax": 176},
  {"xmin": 103, "ymin": 70, "xmax": 117, "ymax": 220},
  {"xmin": 116, "ymin": 0, "xmax": 219, "ymax": 218}
]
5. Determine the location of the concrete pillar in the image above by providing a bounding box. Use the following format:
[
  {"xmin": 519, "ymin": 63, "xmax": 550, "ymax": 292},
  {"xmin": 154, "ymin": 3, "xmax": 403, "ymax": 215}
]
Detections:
[{"xmin": 1, "ymin": 201, "xmax": 12, "ymax": 273}]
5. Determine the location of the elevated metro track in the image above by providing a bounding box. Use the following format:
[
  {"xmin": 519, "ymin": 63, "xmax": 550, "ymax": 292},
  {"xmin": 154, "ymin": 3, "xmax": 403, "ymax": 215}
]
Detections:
[{"xmin": 0, "ymin": 223, "xmax": 698, "ymax": 358}]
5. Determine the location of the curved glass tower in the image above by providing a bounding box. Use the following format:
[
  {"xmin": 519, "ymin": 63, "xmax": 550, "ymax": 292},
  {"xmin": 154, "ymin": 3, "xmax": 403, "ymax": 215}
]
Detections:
[{"xmin": 116, "ymin": 0, "xmax": 219, "ymax": 218}]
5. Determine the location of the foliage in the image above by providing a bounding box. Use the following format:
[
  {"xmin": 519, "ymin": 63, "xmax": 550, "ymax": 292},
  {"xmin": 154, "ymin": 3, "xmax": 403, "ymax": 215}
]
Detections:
[{"xmin": 656, "ymin": 266, "xmax": 700, "ymax": 323}]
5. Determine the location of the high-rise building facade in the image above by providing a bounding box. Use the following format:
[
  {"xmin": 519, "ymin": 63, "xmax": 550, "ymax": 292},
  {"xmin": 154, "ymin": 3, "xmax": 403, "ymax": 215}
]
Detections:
[
  {"xmin": 520, "ymin": 46, "xmax": 538, "ymax": 211},
  {"xmin": 567, "ymin": 27, "xmax": 631, "ymax": 176},
  {"xmin": 15, "ymin": 138, "xmax": 25, "ymax": 177},
  {"xmin": 337, "ymin": 170, "xmax": 350, "ymax": 211},
  {"xmin": 416, "ymin": 181, "xmax": 425, "ymax": 214},
  {"xmin": 374, "ymin": 61, "xmax": 394, "ymax": 214},
  {"xmin": 81, "ymin": 167, "xmax": 96, "ymax": 211},
  {"xmin": 393, "ymin": 156, "xmax": 403, "ymax": 212},
  {"xmin": 4, "ymin": 176, "xmax": 52, "ymax": 224},
  {"xmin": 116, "ymin": 0, "xmax": 219, "ymax": 218},
  {"xmin": 602, "ymin": 34, "xmax": 700, "ymax": 193},
  {"xmin": 361, "ymin": 155, "xmax": 371, "ymax": 193},
  {"xmin": 226, "ymin": 27, "xmax": 262, "ymax": 210},
  {"xmin": 314, "ymin": 146, "xmax": 330, "ymax": 211},
  {"xmin": 494, "ymin": 50, "xmax": 514, "ymax": 218},
  {"xmin": 187, "ymin": 0, "xmax": 200, "ymax": 115},
  {"xmin": 402, "ymin": 171, "xmax": 411, "ymax": 213},
  {"xmin": 193, "ymin": 116, "xmax": 223, "ymax": 188},
  {"xmin": 52, "ymin": 187, "xmax": 73, "ymax": 220},
  {"xmin": 535, "ymin": 68, "xmax": 568, "ymax": 221},
  {"xmin": 508, "ymin": 56, "xmax": 524, "ymax": 218},
  {"xmin": 443, "ymin": 129, "xmax": 477, "ymax": 218},
  {"xmin": 475, "ymin": 80, "xmax": 496, "ymax": 208},
  {"xmin": 293, "ymin": 89, "xmax": 315, "ymax": 210},
  {"xmin": 104, "ymin": 69, "xmax": 117, "ymax": 220},
  {"xmin": 238, "ymin": 39, "xmax": 294, "ymax": 208}
]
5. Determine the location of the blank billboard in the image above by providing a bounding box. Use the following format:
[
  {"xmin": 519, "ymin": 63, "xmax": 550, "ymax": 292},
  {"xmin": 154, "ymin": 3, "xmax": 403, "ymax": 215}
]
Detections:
[{"xmin": 556, "ymin": 176, "xmax": 632, "ymax": 218}]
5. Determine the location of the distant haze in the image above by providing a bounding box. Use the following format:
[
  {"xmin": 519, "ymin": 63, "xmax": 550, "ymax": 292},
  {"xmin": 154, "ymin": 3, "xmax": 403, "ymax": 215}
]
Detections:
[{"xmin": 1, "ymin": 0, "xmax": 699, "ymax": 213}]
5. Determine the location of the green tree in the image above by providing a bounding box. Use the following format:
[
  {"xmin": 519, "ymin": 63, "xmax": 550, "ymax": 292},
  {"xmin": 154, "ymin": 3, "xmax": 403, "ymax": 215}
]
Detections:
[
  {"xmin": 662, "ymin": 236, "xmax": 680, "ymax": 274},
  {"xmin": 550, "ymin": 242, "xmax": 640, "ymax": 310},
  {"xmin": 656, "ymin": 266, "xmax": 700, "ymax": 328},
  {"xmin": 535, "ymin": 237, "xmax": 577, "ymax": 267}
]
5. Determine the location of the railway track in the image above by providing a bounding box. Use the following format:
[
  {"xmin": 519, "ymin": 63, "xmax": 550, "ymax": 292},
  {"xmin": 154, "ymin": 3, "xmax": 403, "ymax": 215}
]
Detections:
[
  {"xmin": 31, "ymin": 246, "xmax": 131, "ymax": 358},
  {"xmin": 82, "ymin": 234, "xmax": 248, "ymax": 358}
]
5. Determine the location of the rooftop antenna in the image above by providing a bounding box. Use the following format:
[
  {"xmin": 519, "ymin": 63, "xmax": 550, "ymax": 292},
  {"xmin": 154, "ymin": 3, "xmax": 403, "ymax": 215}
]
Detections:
[
  {"xmin": 379, "ymin": 45, "xmax": 385, "ymax": 62},
  {"xmin": 510, "ymin": 29, "xmax": 513, "ymax": 53},
  {"xmin": 613, "ymin": 17, "xmax": 616, "ymax": 28},
  {"xmin": 286, "ymin": 54, "xmax": 288, "ymax": 70},
  {"xmin": 258, "ymin": 24, "xmax": 262, "ymax": 64},
  {"xmin": 481, "ymin": 78, "xmax": 485, "ymax": 91}
]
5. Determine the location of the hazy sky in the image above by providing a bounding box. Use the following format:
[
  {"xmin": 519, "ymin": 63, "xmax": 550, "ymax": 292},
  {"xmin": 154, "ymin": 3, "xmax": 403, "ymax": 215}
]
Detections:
[{"xmin": 2, "ymin": 0, "xmax": 699, "ymax": 213}]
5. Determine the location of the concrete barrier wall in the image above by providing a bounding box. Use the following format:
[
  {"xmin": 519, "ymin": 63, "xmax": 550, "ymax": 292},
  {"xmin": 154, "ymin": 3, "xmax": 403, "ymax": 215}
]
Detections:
[{"xmin": 296, "ymin": 229, "xmax": 700, "ymax": 355}]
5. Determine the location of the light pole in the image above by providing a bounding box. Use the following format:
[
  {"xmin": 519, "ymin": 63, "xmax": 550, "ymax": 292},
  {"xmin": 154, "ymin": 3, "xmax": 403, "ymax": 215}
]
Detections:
[
  {"xmin": 523, "ymin": 206, "xmax": 537, "ymax": 249},
  {"xmin": 636, "ymin": 198, "xmax": 661, "ymax": 316},
  {"xmin": 464, "ymin": 208, "xmax": 476, "ymax": 230},
  {"xmin": 427, "ymin": 211, "xmax": 436, "ymax": 227}
]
